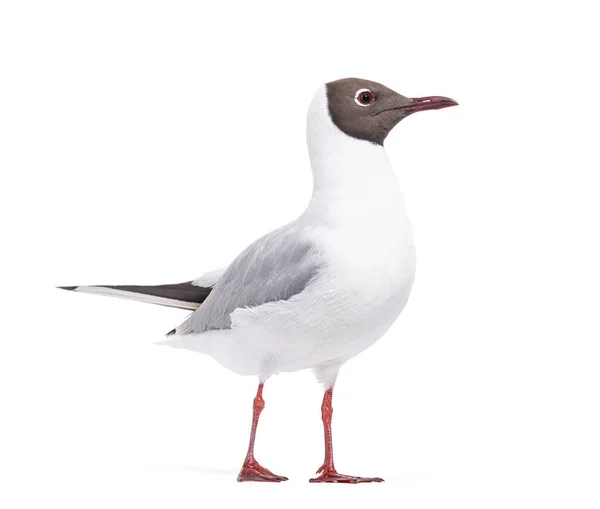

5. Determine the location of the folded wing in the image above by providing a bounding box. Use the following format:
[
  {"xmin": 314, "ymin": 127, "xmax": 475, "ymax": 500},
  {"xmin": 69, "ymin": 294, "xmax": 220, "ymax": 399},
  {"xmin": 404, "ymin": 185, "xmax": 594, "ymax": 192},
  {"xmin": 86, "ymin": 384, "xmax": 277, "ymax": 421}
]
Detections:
[{"xmin": 173, "ymin": 224, "xmax": 322, "ymax": 335}]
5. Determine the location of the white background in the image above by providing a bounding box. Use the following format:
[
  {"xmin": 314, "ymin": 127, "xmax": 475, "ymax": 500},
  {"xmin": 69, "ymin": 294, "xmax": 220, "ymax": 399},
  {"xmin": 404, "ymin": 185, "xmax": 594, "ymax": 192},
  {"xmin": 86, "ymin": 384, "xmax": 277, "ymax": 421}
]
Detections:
[{"xmin": 1, "ymin": 1, "xmax": 599, "ymax": 507}]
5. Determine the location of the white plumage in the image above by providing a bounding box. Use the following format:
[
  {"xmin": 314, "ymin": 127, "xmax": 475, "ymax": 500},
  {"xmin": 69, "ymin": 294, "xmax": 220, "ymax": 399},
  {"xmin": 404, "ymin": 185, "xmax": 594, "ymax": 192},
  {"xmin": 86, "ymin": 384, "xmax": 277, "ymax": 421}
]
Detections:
[{"xmin": 165, "ymin": 85, "xmax": 416, "ymax": 387}]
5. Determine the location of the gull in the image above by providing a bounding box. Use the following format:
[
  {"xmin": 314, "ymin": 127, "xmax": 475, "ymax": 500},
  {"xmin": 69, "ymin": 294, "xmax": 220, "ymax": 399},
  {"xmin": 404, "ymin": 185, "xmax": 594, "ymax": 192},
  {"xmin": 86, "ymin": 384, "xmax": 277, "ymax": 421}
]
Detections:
[{"xmin": 60, "ymin": 78, "xmax": 457, "ymax": 483}]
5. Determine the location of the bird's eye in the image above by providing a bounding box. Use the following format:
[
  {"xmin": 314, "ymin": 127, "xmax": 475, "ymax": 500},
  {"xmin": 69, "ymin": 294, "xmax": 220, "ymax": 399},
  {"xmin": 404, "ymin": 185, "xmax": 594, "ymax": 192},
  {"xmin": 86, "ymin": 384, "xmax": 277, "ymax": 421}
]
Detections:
[{"xmin": 355, "ymin": 89, "xmax": 376, "ymax": 106}]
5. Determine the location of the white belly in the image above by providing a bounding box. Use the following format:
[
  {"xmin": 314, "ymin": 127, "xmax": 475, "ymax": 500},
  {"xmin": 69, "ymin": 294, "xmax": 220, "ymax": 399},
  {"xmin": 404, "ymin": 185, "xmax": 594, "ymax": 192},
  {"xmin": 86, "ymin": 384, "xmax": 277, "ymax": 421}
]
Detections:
[
  {"xmin": 174, "ymin": 228, "xmax": 415, "ymax": 381},
  {"xmin": 300, "ymin": 221, "xmax": 417, "ymax": 364},
  {"xmin": 212, "ymin": 218, "xmax": 416, "ymax": 376}
]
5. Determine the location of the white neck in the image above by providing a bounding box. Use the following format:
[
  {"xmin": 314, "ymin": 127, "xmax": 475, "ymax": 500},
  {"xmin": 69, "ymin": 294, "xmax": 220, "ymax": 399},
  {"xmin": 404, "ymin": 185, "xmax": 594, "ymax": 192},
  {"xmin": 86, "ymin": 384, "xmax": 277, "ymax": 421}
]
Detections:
[{"xmin": 303, "ymin": 85, "xmax": 408, "ymax": 226}]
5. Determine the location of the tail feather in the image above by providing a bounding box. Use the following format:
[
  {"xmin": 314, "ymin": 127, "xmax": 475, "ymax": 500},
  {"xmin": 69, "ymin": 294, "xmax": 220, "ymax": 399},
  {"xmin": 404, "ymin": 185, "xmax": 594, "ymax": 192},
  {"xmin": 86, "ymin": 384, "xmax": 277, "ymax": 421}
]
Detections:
[{"xmin": 58, "ymin": 282, "xmax": 212, "ymax": 311}]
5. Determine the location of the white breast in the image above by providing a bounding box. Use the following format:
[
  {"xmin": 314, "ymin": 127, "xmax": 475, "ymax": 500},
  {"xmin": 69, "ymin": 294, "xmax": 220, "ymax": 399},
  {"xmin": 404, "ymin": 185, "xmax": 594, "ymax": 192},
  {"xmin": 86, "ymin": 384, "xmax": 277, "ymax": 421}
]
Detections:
[{"xmin": 303, "ymin": 156, "xmax": 416, "ymax": 358}]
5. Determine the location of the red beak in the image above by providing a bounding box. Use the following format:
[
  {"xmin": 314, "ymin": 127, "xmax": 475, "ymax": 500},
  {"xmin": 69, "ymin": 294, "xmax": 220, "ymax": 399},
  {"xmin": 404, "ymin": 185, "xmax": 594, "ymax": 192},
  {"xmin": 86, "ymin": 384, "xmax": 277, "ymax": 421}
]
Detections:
[{"xmin": 402, "ymin": 96, "xmax": 459, "ymax": 114}]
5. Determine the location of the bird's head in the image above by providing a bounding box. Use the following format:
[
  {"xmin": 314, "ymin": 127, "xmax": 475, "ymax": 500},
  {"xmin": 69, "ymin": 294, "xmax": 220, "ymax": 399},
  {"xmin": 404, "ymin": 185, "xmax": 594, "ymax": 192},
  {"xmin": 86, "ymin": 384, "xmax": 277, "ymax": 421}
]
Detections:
[{"xmin": 324, "ymin": 77, "xmax": 458, "ymax": 146}]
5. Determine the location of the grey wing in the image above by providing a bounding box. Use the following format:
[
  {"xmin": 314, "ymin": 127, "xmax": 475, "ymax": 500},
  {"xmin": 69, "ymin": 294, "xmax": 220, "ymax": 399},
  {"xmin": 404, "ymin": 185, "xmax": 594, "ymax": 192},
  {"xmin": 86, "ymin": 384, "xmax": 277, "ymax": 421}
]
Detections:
[{"xmin": 175, "ymin": 223, "xmax": 322, "ymax": 334}]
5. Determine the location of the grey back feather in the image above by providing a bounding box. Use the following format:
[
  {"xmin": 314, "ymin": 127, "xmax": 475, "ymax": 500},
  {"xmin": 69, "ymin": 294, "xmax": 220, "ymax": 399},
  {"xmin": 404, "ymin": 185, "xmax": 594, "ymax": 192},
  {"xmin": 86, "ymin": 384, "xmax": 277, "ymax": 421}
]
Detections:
[{"xmin": 177, "ymin": 223, "xmax": 322, "ymax": 334}]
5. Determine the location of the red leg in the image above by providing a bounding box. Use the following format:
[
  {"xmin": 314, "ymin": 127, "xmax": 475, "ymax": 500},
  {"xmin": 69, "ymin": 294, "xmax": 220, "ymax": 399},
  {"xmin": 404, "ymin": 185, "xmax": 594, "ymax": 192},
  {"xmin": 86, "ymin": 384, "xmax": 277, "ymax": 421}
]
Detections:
[
  {"xmin": 237, "ymin": 383, "xmax": 288, "ymax": 482},
  {"xmin": 310, "ymin": 387, "xmax": 384, "ymax": 483}
]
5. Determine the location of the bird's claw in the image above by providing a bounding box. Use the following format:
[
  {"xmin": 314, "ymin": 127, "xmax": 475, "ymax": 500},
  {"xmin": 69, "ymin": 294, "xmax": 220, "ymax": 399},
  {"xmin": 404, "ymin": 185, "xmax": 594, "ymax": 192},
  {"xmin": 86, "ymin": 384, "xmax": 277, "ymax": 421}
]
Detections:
[
  {"xmin": 309, "ymin": 470, "xmax": 384, "ymax": 483},
  {"xmin": 237, "ymin": 459, "xmax": 288, "ymax": 482}
]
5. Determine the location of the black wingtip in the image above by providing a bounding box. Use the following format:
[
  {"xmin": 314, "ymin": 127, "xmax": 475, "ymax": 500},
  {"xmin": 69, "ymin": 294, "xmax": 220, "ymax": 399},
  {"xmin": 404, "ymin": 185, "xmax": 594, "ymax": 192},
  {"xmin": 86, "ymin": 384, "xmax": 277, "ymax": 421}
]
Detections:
[
  {"xmin": 166, "ymin": 328, "xmax": 176, "ymax": 337},
  {"xmin": 57, "ymin": 286, "xmax": 78, "ymax": 291}
]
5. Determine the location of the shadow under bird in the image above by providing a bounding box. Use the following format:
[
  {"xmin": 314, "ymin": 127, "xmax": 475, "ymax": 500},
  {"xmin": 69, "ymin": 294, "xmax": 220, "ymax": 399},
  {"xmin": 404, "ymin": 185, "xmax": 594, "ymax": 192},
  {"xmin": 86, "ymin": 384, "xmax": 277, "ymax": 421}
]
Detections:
[{"xmin": 60, "ymin": 78, "xmax": 457, "ymax": 483}]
